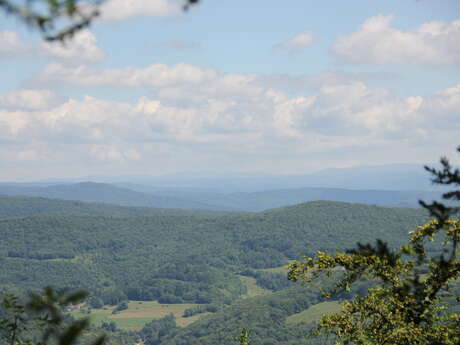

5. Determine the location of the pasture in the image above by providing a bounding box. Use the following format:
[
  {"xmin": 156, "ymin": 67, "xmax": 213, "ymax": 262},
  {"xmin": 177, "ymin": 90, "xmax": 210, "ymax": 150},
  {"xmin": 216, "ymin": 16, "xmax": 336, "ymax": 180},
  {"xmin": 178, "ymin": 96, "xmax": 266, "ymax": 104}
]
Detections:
[
  {"xmin": 286, "ymin": 301, "xmax": 342, "ymax": 325},
  {"xmin": 71, "ymin": 301, "xmax": 206, "ymax": 330}
]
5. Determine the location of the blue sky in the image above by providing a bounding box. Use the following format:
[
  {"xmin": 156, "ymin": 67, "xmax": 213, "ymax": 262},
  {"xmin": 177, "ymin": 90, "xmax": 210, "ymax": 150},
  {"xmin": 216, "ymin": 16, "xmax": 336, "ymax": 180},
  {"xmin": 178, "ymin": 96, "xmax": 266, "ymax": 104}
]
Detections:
[{"xmin": 0, "ymin": 0, "xmax": 459, "ymax": 180}]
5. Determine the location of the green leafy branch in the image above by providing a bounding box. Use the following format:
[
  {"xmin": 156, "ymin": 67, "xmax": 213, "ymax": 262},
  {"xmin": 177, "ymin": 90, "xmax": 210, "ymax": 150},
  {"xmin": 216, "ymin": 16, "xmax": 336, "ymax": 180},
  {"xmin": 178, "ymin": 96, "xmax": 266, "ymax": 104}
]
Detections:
[{"xmin": 0, "ymin": 288, "xmax": 106, "ymax": 345}]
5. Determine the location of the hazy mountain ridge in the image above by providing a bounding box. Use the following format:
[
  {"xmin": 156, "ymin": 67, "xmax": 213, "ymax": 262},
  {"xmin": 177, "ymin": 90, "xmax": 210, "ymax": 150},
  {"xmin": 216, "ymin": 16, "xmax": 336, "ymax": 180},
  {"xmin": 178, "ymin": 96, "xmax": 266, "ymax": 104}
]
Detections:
[
  {"xmin": 68, "ymin": 164, "xmax": 435, "ymax": 192},
  {"xmin": 0, "ymin": 182, "xmax": 232, "ymax": 211},
  {"xmin": 0, "ymin": 176, "xmax": 441, "ymax": 213},
  {"xmin": 131, "ymin": 185, "xmax": 441, "ymax": 211},
  {"xmin": 0, "ymin": 194, "xmax": 235, "ymax": 219}
]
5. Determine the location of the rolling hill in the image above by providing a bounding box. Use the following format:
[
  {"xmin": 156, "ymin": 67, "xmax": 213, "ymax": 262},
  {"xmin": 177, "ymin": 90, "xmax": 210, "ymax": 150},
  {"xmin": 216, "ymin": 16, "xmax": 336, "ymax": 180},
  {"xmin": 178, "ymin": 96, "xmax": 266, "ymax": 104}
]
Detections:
[
  {"xmin": 0, "ymin": 182, "xmax": 230, "ymax": 211},
  {"xmin": 0, "ymin": 200, "xmax": 427, "ymax": 305},
  {"xmin": 0, "ymin": 194, "xmax": 234, "ymax": 219}
]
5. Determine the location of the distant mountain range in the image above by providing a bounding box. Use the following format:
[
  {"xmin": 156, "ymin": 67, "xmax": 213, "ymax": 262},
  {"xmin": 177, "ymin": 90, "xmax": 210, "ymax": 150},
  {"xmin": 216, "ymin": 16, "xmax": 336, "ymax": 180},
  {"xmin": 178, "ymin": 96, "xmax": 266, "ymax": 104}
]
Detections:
[
  {"xmin": 0, "ymin": 182, "xmax": 225, "ymax": 211},
  {"xmin": 0, "ymin": 194, "xmax": 234, "ymax": 219},
  {"xmin": 0, "ymin": 180, "xmax": 441, "ymax": 212},
  {"xmin": 30, "ymin": 163, "xmax": 439, "ymax": 192}
]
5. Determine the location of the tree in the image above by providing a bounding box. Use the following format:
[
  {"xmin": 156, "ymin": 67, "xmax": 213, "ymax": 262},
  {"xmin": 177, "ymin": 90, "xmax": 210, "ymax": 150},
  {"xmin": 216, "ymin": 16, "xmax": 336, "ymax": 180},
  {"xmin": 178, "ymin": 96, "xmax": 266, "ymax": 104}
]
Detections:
[
  {"xmin": 0, "ymin": 0, "xmax": 200, "ymax": 41},
  {"xmin": 0, "ymin": 287, "xmax": 105, "ymax": 345},
  {"xmin": 288, "ymin": 146, "xmax": 460, "ymax": 345}
]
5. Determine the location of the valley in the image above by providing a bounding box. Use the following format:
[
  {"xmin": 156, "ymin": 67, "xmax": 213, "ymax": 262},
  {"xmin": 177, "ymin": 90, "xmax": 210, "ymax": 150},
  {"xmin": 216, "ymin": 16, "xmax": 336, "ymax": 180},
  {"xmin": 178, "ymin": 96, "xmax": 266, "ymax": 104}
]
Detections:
[{"xmin": 0, "ymin": 189, "xmax": 437, "ymax": 345}]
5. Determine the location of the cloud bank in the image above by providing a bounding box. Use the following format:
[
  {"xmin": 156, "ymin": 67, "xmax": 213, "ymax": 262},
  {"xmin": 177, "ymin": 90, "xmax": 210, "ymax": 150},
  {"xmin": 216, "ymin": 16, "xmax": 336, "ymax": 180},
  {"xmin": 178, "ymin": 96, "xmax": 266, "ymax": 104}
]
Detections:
[
  {"xmin": 2, "ymin": 64, "xmax": 459, "ymax": 178},
  {"xmin": 99, "ymin": 0, "xmax": 180, "ymax": 21},
  {"xmin": 333, "ymin": 15, "xmax": 460, "ymax": 65}
]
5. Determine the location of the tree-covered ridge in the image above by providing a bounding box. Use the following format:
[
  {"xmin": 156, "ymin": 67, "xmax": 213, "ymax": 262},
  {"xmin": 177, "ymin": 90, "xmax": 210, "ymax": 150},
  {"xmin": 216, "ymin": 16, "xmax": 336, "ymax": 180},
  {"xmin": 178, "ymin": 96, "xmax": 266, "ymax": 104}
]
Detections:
[
  {"xmin": 0, "ymin": 194, "xmax": 234, "ymax": 219},
  {"xmin": 0, "ymin": 182, "xmax": 228, "ymax": 211},
  {"xmin": 0, "ymin": 201, "xmax": 427, "ymax": 305},
  {"xmin": 286, "ymin": 146, "xmax": 460, "ymax": 345}
]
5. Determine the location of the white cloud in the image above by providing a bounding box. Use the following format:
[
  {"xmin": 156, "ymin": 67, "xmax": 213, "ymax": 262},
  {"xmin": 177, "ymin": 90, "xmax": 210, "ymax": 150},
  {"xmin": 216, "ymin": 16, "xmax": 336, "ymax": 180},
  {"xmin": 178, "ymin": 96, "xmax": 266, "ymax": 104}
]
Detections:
[
  {"xmin": 0, "ymin": 89, "xmax": 61, "ymax": 110},
  {"xmin": 33, "ymin": 62, "xmax": 220, "ymax": 87},
  {"xmin": 1, "ymin": 80, "xmax": 459, "ymax": 175},
  {"xmin": 0, "ymin": 30, "xmax": 104, "ymax": 63},
  {"xmin": 3, "ymin": 54, "xmax": 460, "ymax": 178},
  {"xmin": 421, "ymin": 84, "xmax": 460, "ymax": 129},
  {"xmin": 0, "ymin": 109, "xmax": 30, "ymax": 135},
  {"xmin": 253, "ymin": 71, "xmax": 397, "ymax": 92},
  {"xmin": 41, "ymin": 30, "xmax": 105, "ymax": 62},
  {"xmin": 100, "ymin": 0, "xmax": 180, "ymax": 21},
  {"xmin": 25, "ymin": 61, "xmax": 460, "ymax": 142},
  {"xmin": 274, "ymin": 31, "xmax": 314, "ymax": 54},
  {"xmin": 333, "ymin": 15, "xmax": 460, "ymax": 65}
]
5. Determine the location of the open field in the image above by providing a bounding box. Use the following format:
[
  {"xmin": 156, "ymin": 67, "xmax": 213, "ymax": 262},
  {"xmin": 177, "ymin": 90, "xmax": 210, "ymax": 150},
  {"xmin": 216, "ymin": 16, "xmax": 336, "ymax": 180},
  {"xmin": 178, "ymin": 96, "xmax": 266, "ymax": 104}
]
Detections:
[
  {"xmin": 71, "ymin": 275, "xmax": 276, "ymax": 331},
  {"xmin": 71, "ymin": 301, "xmax": 208, "ymax": 330},
  {"xmin": 286, "ymin": 301, "xmax": 342, "ymax": 325}
]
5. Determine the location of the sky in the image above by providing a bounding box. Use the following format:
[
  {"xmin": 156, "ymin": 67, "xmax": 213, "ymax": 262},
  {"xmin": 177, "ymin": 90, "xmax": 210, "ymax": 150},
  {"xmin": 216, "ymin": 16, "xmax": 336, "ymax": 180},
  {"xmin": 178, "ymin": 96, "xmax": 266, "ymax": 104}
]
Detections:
[{"xmin": 0, "ymin": 0, "xmax": 459, "ymax": 181}]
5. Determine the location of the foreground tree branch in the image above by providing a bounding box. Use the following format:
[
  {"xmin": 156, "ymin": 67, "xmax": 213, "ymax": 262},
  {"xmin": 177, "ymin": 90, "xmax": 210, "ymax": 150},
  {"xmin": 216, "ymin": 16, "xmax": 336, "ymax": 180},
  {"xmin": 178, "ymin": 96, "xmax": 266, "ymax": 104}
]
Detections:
[
  {"xmin": 288, "ymin": 146, "xmax": 460, "ymax": 345},
  {"xmin": 0, "ymin": 0, "xmax": 200, "ymax": 41}
]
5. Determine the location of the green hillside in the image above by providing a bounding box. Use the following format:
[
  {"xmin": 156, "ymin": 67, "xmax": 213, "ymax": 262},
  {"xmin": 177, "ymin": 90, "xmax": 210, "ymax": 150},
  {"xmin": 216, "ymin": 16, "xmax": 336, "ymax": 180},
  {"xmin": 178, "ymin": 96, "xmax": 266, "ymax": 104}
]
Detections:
[
  {"xmin": 156, "ymin": 274, "xmax": 362, "ymax": 345},
  {"xmin": 0, "ymin": 200, "xmax": 427, "ymax": 306}
]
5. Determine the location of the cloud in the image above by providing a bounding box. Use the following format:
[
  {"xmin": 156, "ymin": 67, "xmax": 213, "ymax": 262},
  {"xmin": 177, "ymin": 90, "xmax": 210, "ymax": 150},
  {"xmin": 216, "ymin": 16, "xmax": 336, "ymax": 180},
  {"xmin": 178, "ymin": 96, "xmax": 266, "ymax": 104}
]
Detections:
[
  {"xmin": 41, "ymin": 30, "xmax": 105, "ymax": 62},
  {"xmin": 26, "ymin": 61, "xmax": 460, "ymax": 141},
  {"xmin": 33, "ymin": 62, "xmax": 220, "ymax": 87},
  {"xmin": 333, "ymin": 15, "xmax": 460, "ymax": 65},
  {"xmin": 1, "ymin": 77, "xmax": 460, "ymax": 178},
  {"xmin": 99, "ymin": 0, "xmax": 180, "ymax": 21},
  {"xmin": 0, "ymin": 89, "xmax": 62, "ymax": 110},
  {"xmin": 0, "ymin": 30, "xmax": 104, "ymax": 63},
  {"xmin": 254, "ymin": 70, "xmax": 397, "ymax": 91},
  {"xmin": 3, "ymin": 53, "xmax": 460, "ymax": 177},
  {"xmin": 274, "ymin": 31, "xmax": 314, "ymax": 54}
]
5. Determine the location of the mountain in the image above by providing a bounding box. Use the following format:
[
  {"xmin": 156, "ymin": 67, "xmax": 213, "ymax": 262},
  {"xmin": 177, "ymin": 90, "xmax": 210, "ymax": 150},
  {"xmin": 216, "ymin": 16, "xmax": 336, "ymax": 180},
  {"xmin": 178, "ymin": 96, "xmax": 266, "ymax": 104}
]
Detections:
[
  {"xmin": 0, "ymin": 200, "xmax": 427, "ymax": 305},
  {"xmin": 0, "ymin": 182, "xmax": 230, "ymax": 211},
  {"xmin": 24, "ymin": 164, "xmax": 438, "ymax": 192},
  {"xmin": 122, "ymin": 185, "xmax": 441, "ymax": 211},
  {"xmin": 77, "ymin": 164, "xmax": 436, "ymax": 192},
  {"xmin": 299, "ymin": 164, "xmax": 436, "ymax": 191},
  {"xmin": 0, "ymin": 180, "xmax": 440, "ymax": 212},
  {"xmin": 0, "ymin": 198, "xmax": 438, "ymax": 345},
  {"xmin": 0, "ymin": 194, "xmax": 234, "ymax": 219}
]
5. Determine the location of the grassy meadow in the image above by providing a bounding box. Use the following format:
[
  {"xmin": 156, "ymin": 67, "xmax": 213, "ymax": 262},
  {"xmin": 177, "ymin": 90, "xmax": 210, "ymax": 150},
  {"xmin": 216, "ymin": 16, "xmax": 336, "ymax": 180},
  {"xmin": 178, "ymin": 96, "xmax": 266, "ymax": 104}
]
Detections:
[
  {"xmin": 286, "ymin": 301, "xmax": 342, "ymax": 325},
  {"xmin": 71, "ymin": 301, "xmax": 207, "ymax": 330},
  {"xmin": 72, "ymin": 273, "xmax": 280, "ymax": 330}
]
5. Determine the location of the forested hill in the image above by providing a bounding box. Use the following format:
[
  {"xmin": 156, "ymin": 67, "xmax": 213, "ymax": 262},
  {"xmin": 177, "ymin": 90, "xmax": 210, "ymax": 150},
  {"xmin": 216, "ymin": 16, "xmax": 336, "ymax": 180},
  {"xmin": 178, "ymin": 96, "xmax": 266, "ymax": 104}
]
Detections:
[
  {"xmin": 0, "ymin": 182, "xmax": 228, "ymax": 211},
  {"xmin": 159, "ymin": 282, "xmax": 344, "ymax": 345},
  {"xmin": 0, "ymin": 201, "xmax": 427, "ymax": 305},
  {"xmin": 0, "ymin": 194, "xmax": 234, "ymax": 219}
]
